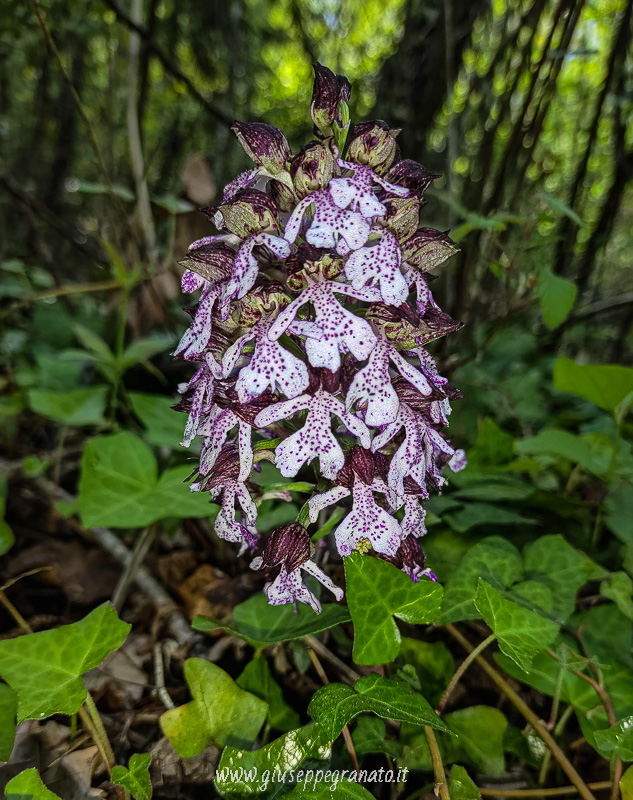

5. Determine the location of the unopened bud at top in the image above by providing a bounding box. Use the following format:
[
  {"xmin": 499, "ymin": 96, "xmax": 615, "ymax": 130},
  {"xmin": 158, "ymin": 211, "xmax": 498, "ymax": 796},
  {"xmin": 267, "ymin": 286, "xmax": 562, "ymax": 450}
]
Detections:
[{"xmin": 311, "ymin": 63, "xmax": 352, "ymax": 134}]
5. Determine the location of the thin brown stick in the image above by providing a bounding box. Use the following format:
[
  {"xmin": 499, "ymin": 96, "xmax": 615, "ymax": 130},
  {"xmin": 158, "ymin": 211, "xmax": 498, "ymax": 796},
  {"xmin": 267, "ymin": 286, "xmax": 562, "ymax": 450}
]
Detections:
[
  {"xmin": 424, "ymin": 725, "xmax": 451, "ymax": 800},
  {"xmin": 303, "ymin": 634, "xmax": 361, "ymax": 685},
  {"xmin": 446, "ymin": 625, "xmax": 597, "ymax": 800},
  {"xmin": 437, "ymin": 633, "xmax": 496, "ymax": 714},
  {"xmin": 306, "ymin": 646, "xmax": 361, "ymax": 780},
  {"xmin": 479, "ymin": 782, "xmax": 611, "ymax": 798}
]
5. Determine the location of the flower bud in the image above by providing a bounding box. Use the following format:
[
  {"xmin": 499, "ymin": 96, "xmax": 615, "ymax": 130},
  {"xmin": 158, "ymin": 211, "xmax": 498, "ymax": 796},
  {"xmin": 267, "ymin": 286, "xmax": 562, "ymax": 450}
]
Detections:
[
  {"xmin": 236, "ymin": 280, "xmax": 291, "ymax": 325},
  {"xmin": 311, "ymin": 63, "xmax": 352, "ymax": 134},
  {"xmin": 401, "ymin": 228, "xmax": 458, "ymax": 272},
  {"xmin": 347, "ymin": 120, "xmax": 400, "ymax": 174},
  {"xmin": 269, "ymin": 178, "xmax": 297, "ymax": 213},
  {"xmin": 291, "ymin": 138, "xmax": 338, "ymax": 198},
  {"xmin": 261, "ymin": 523, "xmax": 312, "ymax": 572},
  {"xmin": 285, "ymin": 243, "xmax": 343, "ymax": 291},
  {"xmin": 385, "ymin": 159, "xmax": 440, "ymax": 197},
  {"xmin": 179, "ymin": 238, "xmax": 236, "ymax": 283},
  {"xmin": 232, "ymin": 121, "xmax": 292, "ymax": 176},
  {"xmin": 207, "ymin": 189, "xmax": 279, "ymax": 238},
  {"xmin": 337, "ymin": 446, "xmax": 376, "ymax": 489},
  {"xmin": 379, "ymin": 195, "xmax": 422, "ymax": 242}
]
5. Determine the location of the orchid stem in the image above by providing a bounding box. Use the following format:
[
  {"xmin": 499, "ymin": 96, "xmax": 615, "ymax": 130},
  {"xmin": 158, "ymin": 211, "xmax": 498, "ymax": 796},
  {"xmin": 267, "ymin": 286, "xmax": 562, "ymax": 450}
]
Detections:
[{"xmin": 423, "ymin": 725, "xmax": 451, "ymax": 800}]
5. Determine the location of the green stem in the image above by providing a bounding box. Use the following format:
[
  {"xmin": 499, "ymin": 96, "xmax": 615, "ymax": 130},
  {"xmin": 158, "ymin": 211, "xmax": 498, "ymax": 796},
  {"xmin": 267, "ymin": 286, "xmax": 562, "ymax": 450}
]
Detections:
[
  {"xmin": 436, "ymin": 633, "xmax": 496, "ymax": 714},
  {"xmin": 423, "ymin": 726, "xmax": 451, "ymax": 800}
]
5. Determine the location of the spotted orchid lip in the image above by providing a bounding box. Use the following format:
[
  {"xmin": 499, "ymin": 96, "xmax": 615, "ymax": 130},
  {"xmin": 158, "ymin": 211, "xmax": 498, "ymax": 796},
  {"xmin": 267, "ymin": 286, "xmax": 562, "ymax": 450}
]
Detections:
[{"xmin": 174, "ymin": 63, "xmax": 463, "ymax": 605}]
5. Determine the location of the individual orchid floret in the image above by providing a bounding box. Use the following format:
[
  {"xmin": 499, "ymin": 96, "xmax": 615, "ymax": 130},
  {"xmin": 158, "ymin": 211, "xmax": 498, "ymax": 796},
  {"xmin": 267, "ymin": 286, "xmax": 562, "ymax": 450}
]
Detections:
[
  {"xmin": 209, "ymin": 189, "xmax": 280, "ymax": 238},
  {"xmin": 284, "ymin": 189, "xmax": 371, "ymax": 256},
  {"xmin": 290, "ymin": 139, "xmax": 338, "ymax": 198},
  {"xmin": 178, "ymin": 353, "xmax": 223, "ymax": 447},
  {"xmin": 345, "ymin": 335, "xmax": 432, "ymax": 426},
  {"xmin": 390, "ymin": 536, "xmax": 437, "ymax": 583},
  {"xmin": 232, "ymin": 121, "xmax": 293, "ymax": 189},
  {"xmin": 400, "ymin": 227, "xmax": 458, "ymax": 273},
  {"xmin": 344, "ymin": 229, "xmax": 408, "ymax": 306},
  {"xmin": 251, "ymin": 522, "xmax": 343, "ymax": 614},
  {"xmin": 179, "ymin": 235, "xmax": 237, "ymax": 285},
  {"xmin": 308, "ymin": 452, "xmax": 402, "ymax": 558},
  {"xmin": 311, "ymin": 63, "xmax": 351, "ymax": 135},
  {"xmin": 372, "ymin": 402, "xmax": 456, "ymax": 497},
  {"xmin": 330, "ymin": 159, "xmax": 409, "ymax": 220},
  {"xmin": 221, "ymin": 233, "xmax": 290, "ymax": 312},
  {"xmin": 174, "ymin": 281, "xmax": 223, "ymax": 360},
  {"xmin": 193, "ymin": 445, "xmax": 258, "ymax": 556},
  {"xmin": 268, "ymin": 279, "xmax": 380, "ymax": 372},
  {"xmin": 254, "ymin": 387, "xmax": 370, "ymax": 479},
  {"xmin": 198, "ymin": 404, "xmax": 253, "ymax": 482},
  {"xmin": 385, "ymin": 159, "xmax": 440, "ymax": 198},
  {"xmin": 222, "ymin": 313, "xmax": 309, "ymax": 402}
]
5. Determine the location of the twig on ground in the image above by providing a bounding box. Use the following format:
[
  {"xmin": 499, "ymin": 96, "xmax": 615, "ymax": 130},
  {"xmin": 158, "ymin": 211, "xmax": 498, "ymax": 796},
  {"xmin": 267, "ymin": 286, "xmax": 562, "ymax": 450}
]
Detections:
[
  {"xmin": 446, "ymin": 624, "xmax": 597, "ymax": 800},
  {"xmin": 437, "ymin": 633, "xmax": 496, "ymax": 714},
  {"xmin": 479, "ymin": 783, "xmax": 611, "ymax": 797},
  {"xmin": 112, "ymin": 523, "xmax": 157, "ymax": 612},
  {"xmin": 303, "ymin": 635, "xmax": 360, "ymax": 685},
  {"xmin": 153, "ymin": 642, "xmax": 175, "ymax": 710}
]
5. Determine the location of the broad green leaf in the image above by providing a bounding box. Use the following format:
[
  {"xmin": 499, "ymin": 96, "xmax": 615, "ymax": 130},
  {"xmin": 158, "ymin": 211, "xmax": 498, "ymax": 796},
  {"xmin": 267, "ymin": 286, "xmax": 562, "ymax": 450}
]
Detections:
[
  {"xmin": 79, "ymin": 432, "xmax": 216, "ymax": 527},
  {"xmin": 0, "ymin": 682, "xmax": 17, "ymax": 760},
  {"xmin": 236, "ymin": 657, "xmax": 300, "ymax": 732},
  {"xmin": 28, "ymin": 386, "xmax": 108, "ymax": 426},
  {"xmin": 345, "ymin": 552, "xmax": 443, "ymax": 664},
  {"xmin": 396, "ymin": 639, "xmax": 455, "ymax": 706},
  {"xmin": 443, "ymin": 502, "xmax": 536, "ymax": 533},
  {"xmin": 536, "ymin": 268, "xmax": 577, "ymax": 330},
  {"xmin": 464, "ymin": 418, "xmax": 515, "ymax": 468},
  {"xmin": 401, "ymin": 706, "xmax": 508, "ymax": 775},
  {"xmin": 129, "ymin": 392, "xmax": 187, "ymax": 448},
  {"xmin": 73, "ymin": 324, "xmax": 114, "ymax": 363},
  {"xmin": 448, "ymin": 765, "xmax": 480, "ymax": 800},
  {"xmin": 111, "ymin": 753, "xmax": 152, "ymax": 800},
  {"xmin": 352, "ymin": 716, "xmax": 402, "ymax": 757},
  {"xmin": 523, "ymin": 535, "xmax": 605, "ymax": 621},
  {"xmin": 232, "ymin": 593, "xmax": 350, "ymax": 643},
  {"xmin": 554, "ymin": 358, "xmax": 633, "ymax": 412},
  {"xmin": 601, "ymin": 572, "xmax": 633, "ymax": 621},
  {"xmin": 507, "ymin": 580, "xmax": 554, "ymax": 616},
  {"xmin": 285, "ymin": 783, "xmax": 376, "ymax": 799},
  {"xmin": 605, "ymin": 483, "xmax": 633, "ymax": 544},
  {"xmin": 439, "ymin": 537, "xmax": 523, "ymax": 624},
  {"xmin": 215, "ymin": 723, "xmax": 331, "ymax": 799},
  {"xmin": 594, "ymin": 716, "xmax": 633, "ymax": 761},
  {"xmin": 621, "ymin": 766, "xmax": 633, "ymax": 800},
  {"xmin": 160, "ymin": 659, "xmax": 268, "ymax": 756},
  {"xmin": 516, "ymin": 429, "xmax": 612, "ymax": 475},
  {"xmin": 5, "ymin": 769, "xmax": 62, "ymax": 800},
  {"xmin": 0, "ymin": 602, "xmax": 130, "ymax": 722},
  {"xmin": 475, "ymin": 580, "xmax": 559, "ymax": 668},
  {"xmin": 451, "ymin": 474, "xmax": 534, "ymax": 502},
  {"xmin": 308, "ymin": 675, "xmax": 451, "ymax": 740},
  {"xmin": 120, "ymin": 336, "xmax": 171, "ymax": 367}
]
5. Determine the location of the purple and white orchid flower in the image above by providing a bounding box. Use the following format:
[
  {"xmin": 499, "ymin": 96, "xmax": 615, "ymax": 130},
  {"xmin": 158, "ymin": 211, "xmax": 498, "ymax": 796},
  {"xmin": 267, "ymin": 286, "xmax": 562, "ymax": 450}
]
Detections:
[{"xmin": 173, "ymin": 62, "xmax": 464, "ymax": 611}]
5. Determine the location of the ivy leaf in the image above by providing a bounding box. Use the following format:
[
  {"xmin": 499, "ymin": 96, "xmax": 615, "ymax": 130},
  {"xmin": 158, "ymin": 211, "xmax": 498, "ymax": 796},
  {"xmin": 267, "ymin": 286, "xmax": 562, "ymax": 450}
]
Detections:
[
  {"xmin": 448, "ymin": 765, "xmax": 481, "ymax": 800},
  {"xmin": 160, "ymin": 658, "xmax": 268, "ymax": 756},
  {"xmin": 620, "ymin": 766, "xmax": 633, "ymax": 800},
  {"xmin": 601, "ymin": 572, "xmax": 633, "ymax": 621},
  {"xmin": 28, "ymin": 386, "xmax": 108, "ymax": 427},
  {"xmin": 111, "ymin": 753, "xmax": 152, "ymax": 800},
  {"xmin": 129, "ymin": 392, "xmax": 189, "ymax": 448},
  {"xmin": 401, "ymin": 706, "xmax": 508, "ymax": 775},
  {"xmin": 396, "ymin": 639, "xmax": 455, "ymax": 707},
  {"xmin": 352, "ymin": 717, "xmax": 402, "ymax": 758},
  {"xmin": 285, "ymin": 783, "xmax": 376, "ymax": 799},
  {"xmin": 215, "ymin": 723, "xmax": 331, "ymax": 800},
  {"xmin": 79, "ymin": 432, "xmax": 216, "ymax": 527},
  {"xmin": 0, "ymin": 602, "xmax": 130, "ymax": 722},
  {"xmin": 345, "ymin": 552, "xmax": 443, "ymax": 664},
  {"xmin": 594, "ymin": 716, "xmax": 633, "ymax": 761},
  {"xmin": 231, "ymin": 593, "xmax": 350, "ymax": 643},
  {"xmin": 523, "ymin": 535, "xmax": 605, "ymax": 622},
  {"xmin": 554, "ymin": 358, "xmax": 633, "ymax": 412},
  {"xmin": 536, "ymin": 268, "xmax": 577, "ymax": 330},
  {"xmin": 5, "ymin": 769, "xmax": 62, "ymax": 800},
  {"xmin": 236, "ymin": 657, "xmax": 300, "ymax": 732},
  {"xmin": 439, "ymin": 537, "xmax": 523, "ymax": 624},
  {"xmin": 308, "ymin": 675, "xmax": 451, "ymax": 740},
  {"xmin": 475, "ymin": 579, "xmax": 559, "ymax": 668},
  {"xmin": 0, "ymin": 682, "xmax": 17, "ymax": 760}
]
